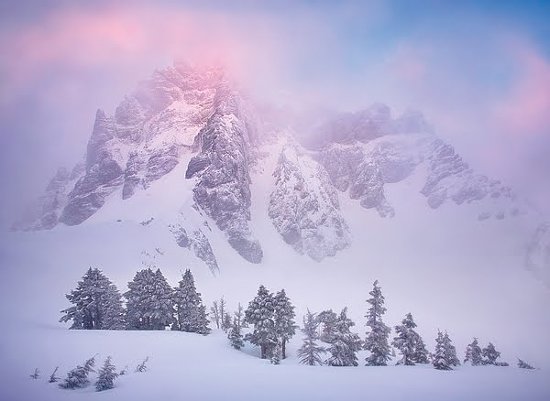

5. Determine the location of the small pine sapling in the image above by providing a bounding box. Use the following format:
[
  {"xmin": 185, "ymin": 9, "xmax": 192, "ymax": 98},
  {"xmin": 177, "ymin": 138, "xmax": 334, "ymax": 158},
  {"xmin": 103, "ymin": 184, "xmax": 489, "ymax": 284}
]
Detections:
[
  {"xmin": 228, "ymin": 316, "xmax": 244, "ymax": 350},
  {"xmin": 48, "ymin": 367, "xmax": 60, "ymax": 383},
  {"xmin": 95, "ymin": 357, "xmax": 119, "ymax": 392},
  {"xmin": 59, "ymin": 356, "xmax": 96, "ymax": 389},
  {"xmin": 517, "ymin": 358, "xmax": 535, "ymax": 370},
  {"xmin": 135, "ymin": 357, "xmax": 149, "ymax": 373}
]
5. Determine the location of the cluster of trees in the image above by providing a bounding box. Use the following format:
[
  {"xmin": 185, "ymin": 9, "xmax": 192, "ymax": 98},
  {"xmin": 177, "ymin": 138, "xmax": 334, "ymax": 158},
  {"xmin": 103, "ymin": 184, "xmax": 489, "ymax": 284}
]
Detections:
[
  {"xmin": 295, "ymin": 280, "xmax": 532, "ymax": 371},
  {"xmin": 31, "ymin": 355, "xmax": 149, "ymax": 392},
  {"xmin": 463, "ymin": 338, "xmax": 509, "ymax": 367},
  {"xmin": 60, "ymin": 270, "xmax": 535, "ymax": 371},
  {"xmin": 60, "ymin": 268, "xmax": 209, "ymax": 334},
  {"xmin": 297, "ymin": 280, "xmax": 430, "ymax": 367},
  {"xmin": 241, "ymin": 285, "xmax": 297, "ymax": 364}
]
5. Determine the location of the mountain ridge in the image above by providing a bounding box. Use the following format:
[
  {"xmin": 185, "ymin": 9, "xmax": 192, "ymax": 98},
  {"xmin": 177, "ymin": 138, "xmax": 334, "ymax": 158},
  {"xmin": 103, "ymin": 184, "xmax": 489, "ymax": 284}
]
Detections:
[{"xmin": 12, "ymin": 62, "xmax": 549, "ymax": 286}]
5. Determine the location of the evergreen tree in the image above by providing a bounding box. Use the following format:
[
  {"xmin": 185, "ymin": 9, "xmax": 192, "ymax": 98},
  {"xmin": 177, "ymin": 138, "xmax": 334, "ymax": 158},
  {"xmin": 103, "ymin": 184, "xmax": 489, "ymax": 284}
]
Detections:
[
  {"xmin": 59, "ymin": 356, "xmax": 96, "ymax": 389},
  {"xmin": 432, "ymin": 331, "xmax": 452, "ymax": 370},
  {"xmin": 30, "ymin": 368, "xmax": 39, "ymax": 379},
  {"xmin": 60, "ymin": 268, "xmax": 125, "ymax": 330},
  {"xmin": 392, "ymin": 313, "xmax": 423, "ymax": 366},
  {"xmin": 273, "ymin": 289, "xmax": 297, "ymax": 359},
  {"xmin": 95, "ymin": 357, "xmax": 118, "ymax": 392},
  {"xmin": 326, "ymin": 308, "xmax": 362, "ymax": 367},
  {"xmin": 228, "ymin": 316, "xmax": 245, "ymax": 350},
  {"xmin": 443, "ymin": 332, "xmax": 460, "ymax": 367},
  {"xmin": 413, "ymin": 335, "xmax": 430, "ymax": 364},
  {"xmin": 364, "ymin": 280, "xmax": 391, "ymax": 366},
  {"xmin": 297, "ymin": 310, "xmax": 325, "ymax": 366},
  {"xmin": 233, "ymin": 303, "xmax": 246, "ymax": 329},
  {"xmin": 172, "ymin": 269, "xmax": 210, "ymax": 334},
  {"xmin": 222, "ymin": 312, "xmax": 232, "ymax": 332},
  {"xmin": 219, "ymin": 297, "xmax": 229, "ymax": 331},
  {"xmin": 125, "ymin": 268, "xmax": 175, "ymax": 330},
  {"xmin": 196, "ymin": 304, "xmax": 211, "ymax": 335},
  {"xmin": 210, "ymin": 300, "xmax": 220, "ymax": 329},
  {"xmin": 244, "ymin": 285, "xmax": 277, "ymax": 359},
  {"xmin": 48, "ymin": 367, "xmax": 60, "ymax": 383},
  {"xmin": 517, "ymin": 358, "xmax": 535, "ymax": 370},
  {"xmin": 482, "ymin": 342, "xmax": 501, "ymax": 365},
  {"xmin": 317, "ymin": 309, "xmax": 338, "ymax": 344},
  {"xmin": 464, "ymin": 337, "xmax": 483, "ymax": 365}
]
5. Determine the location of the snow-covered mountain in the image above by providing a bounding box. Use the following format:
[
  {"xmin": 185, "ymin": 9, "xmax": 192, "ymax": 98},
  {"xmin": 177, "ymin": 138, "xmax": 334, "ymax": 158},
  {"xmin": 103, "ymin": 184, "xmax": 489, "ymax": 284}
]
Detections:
[
  {"xmin": 3, "ymin": 63, "xmax": 550, "ymax": 400},
  {"xmin": 13, "ymin": 62, "xmax": 548, "ymax": 286}
]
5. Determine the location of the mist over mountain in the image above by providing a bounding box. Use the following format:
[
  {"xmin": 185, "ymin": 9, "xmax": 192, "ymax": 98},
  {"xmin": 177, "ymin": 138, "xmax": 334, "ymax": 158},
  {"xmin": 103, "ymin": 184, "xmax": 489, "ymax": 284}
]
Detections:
[{"xmin": 10, "ymin": 62, "xmax": 549, "ymax": 287}]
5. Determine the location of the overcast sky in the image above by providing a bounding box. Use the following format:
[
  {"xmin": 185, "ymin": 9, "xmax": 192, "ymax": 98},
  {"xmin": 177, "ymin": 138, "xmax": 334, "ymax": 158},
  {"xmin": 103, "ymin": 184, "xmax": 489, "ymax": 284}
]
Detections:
[{"xmin": 0, "ymin": 0, "xmax": 549, "ymax": 225}]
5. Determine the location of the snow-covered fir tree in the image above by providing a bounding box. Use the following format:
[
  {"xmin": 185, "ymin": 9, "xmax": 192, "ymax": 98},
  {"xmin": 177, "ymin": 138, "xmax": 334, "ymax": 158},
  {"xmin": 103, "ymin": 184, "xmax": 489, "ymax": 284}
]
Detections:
[
  {"xmin": 432, "ymin": 331, "xmax": 452, "ymax": 370},
  {"xmin": 219, "ymin": 297, "xmax": 229, "ymax": 331},
  {"xmin": 443, "ymin": 331, "xmax": 460, "ymax": 367},
  {"xmin": 172, "ymin": 269, "xmax": 210, "ymax": 334},
  {"xmin": 317, "ymin": 309, "xmax": 338, "ymax": 344},
  {"xmin": 517, "ymin": 358, "xmax": 535, "ymax": 369},
  {"xmin": 196, "ymin": 304, "xmax": 211, "ymax": 335},
  {"xmin": 482, "ymin": 342, "xmax": 501, "ymax": 365},
  {"xmin": 413, "ymin": 335, "xmax": 430, "ymax": 364},
  {"xmin": 125, "ymin": 268, "xmax": 175, "ymax": 330},
  {"xmin": 326, "ymin": 308, "xmax": 362, "ymax": 367},
  {"xmin": 244, "ymin": 285, "xmax": 277, "ymax": 359},
  {"xmin": 364, "ymin": 280, "xmax": 391, "ymax": 366},
  {"xmin": 210, "ymin": 300, "xmax": 220, "ymax": 329},
  {"xmin": 222, "ymin": 312, "xmax": 232, "ymax": 332},
  {"xmin": 297, "ymin": 310, "xmax": 325, "ymax": 366},
  {"xmin": 273, "ymin": 289, "xmax": 297, "ymax": 359},
  {"xmin": 59, "ymin": 356, "xmax": 96, "ymax": 389},
  {"xmin": 228, "ymin": 316, "xmax": 244, "ymax": 350},
  {"xmin": 464, "ymin": 337, "xmax": 483, "ymax": 365},
  {"xmin": 95, "ymin": 357, "xmax": 118, "ymax": 392},
  {"xmin": 59, "ymin": 268, "xmax": 125, "ymax": 330},
  {"xmin": 392, "ymin": 313, "xmax": 426, "ymax": 366}
]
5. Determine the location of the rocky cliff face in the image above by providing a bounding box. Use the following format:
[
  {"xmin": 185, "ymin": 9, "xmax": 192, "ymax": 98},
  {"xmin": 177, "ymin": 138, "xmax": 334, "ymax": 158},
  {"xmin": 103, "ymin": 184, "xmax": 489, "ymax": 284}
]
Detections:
[
  {"xmin": 314, "ymin": 108, "xmax": 521, "ymax": 221},
  {"xmin": 185, "ymin": 82, "xmax": 263, "ymax": 264},
  {"xmin": 17, "ymin": 63, "xmax": 223, "ymax": 229},
  {"xmin": 269, "ymin": 144, "xmax": 350, "ymax": 261}
]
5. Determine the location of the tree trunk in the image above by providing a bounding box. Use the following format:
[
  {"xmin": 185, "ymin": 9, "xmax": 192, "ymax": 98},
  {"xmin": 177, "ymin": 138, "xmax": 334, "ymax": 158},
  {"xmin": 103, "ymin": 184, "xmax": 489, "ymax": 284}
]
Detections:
[
  {"xmin": 261, "ymin": 345, "xmax": 266, "ymax": 359},
  {"xmin": 282, "ymin": 339, "xmax": 287, "ymax": 359}
]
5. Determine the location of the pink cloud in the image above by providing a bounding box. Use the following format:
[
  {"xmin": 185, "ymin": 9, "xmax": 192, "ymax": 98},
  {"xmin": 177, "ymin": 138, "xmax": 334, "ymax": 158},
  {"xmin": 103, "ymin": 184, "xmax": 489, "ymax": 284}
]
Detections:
[
  {"xmin": 492, "ymin": 40, "xmax": 550, "ymax": 137},
  {"xmin": 0, "ymin": 4, "xmax": 299, "ymax": 105}
]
